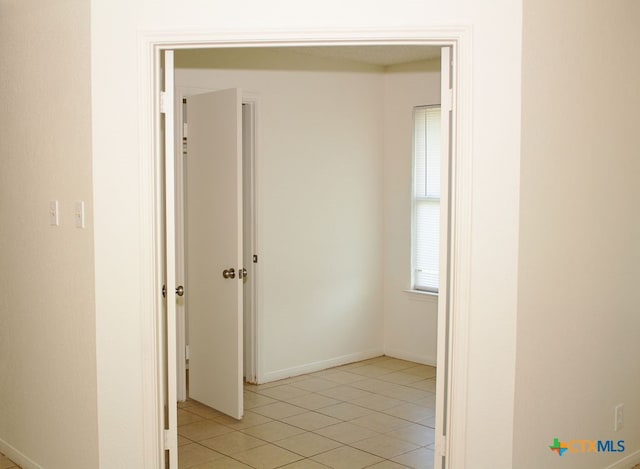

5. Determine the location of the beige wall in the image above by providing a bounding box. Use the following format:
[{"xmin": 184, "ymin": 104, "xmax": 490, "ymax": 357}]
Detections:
[
  {"xmin": 514, "ymin": 1, "xmax": 640, "ymax": 468},
  {"xmin": 383, "ymin": 60, "xmax": 441, "ymax": 365},
  {"xmin": 0, "ymin": 1, "xmax": 99, "ymax": 468},
  {"xmin": 176, "ymin": 49, "xmax": 386, "ymax": 380}
]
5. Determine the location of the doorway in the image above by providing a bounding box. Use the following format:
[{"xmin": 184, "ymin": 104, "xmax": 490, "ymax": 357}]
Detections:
[
  {"xmin": 150, "ymin": 31, "xmax": 470, "ymax": 466},
  {"xmin": 174, "ymin": 44, "xmax": 442, "ymax": 405}
]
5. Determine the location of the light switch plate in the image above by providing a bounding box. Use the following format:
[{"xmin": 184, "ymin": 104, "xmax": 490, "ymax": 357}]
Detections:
[
  {"xmin": 74, "ymin": 201, "xmax": 85, "ymax": 228},
  {"xmin": 49, "ymin": 200, "xmax": 59, "ymax": 226}
]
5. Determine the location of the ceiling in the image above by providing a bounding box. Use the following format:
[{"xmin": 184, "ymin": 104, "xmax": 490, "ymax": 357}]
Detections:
[
  {"xmin": 289, "ymin": 45, "xmax": 441, "ymax": 67},
  {"xmin": 174, "ymin": 45, "xmax": 441, "ymax": 71}
]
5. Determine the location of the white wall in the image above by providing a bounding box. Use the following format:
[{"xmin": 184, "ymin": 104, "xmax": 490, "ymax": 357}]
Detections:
[
  {"xmin": 0, "ymin": 1, "xmax": 99, "ymax": 468},
  {"xmin": 383, "ymin": 60, "xmax": 441, "ymax": 365},
  {"xmin": 176, "ymin": 49, "xmax": 386, "ymax": 380},
  {"xmin": 91, "ymin": 1, "xmax": 523, "ymax": 467},
  {"xmin": 513, "ymin": 1, "xmax": 640, "ymax": 468}
]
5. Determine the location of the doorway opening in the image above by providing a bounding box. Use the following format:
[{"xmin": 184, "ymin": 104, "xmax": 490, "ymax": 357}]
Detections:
[
  {"xmin": 173, "ymin": 44, "xmax": 444, "ymax": 409},
  {"xmin": 150, "ymin": 33, "xmax": 472, "ymax": 469}
]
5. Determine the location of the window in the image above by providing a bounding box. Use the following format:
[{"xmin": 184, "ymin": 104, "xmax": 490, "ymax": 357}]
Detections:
[{"xmin": 412, "ymin": 105, "xmax": 441, "ymax": 293}]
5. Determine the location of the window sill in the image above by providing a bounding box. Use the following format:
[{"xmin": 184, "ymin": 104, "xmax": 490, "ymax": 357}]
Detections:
[{"xmin": 404, "ymin": 289, "xmax": 439, "ymax": 301}]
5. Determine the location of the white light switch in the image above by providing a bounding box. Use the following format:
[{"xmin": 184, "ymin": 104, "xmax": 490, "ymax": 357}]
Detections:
[
  {"xmin": 49, "ymin": 200, "xmax": 59, "ymax": 226},
  {"xmin": 74, "ymin": 201, "xmax": 85, "ymax": 228}
]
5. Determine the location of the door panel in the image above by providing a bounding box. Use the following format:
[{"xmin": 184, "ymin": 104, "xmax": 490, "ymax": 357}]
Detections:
[
  {"xmin": 434, "ymin": 45, "xmax": 454, "ymax": 466},
  {"xmin": 162, "ymin": 49, "xmax": 178, "ymax": 468},
  {"xmin": 186, "ymin": 88, "xmax": 244, "ymax": 420}
]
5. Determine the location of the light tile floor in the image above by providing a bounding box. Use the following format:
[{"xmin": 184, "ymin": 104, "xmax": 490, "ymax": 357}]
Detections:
[
  {"xmin": 178, "ymin": 356, "xmax": 436, "ymax": 468},
  {"xmin": 0, "ymin": 356, "xmax": 437, "ymax": 469}
]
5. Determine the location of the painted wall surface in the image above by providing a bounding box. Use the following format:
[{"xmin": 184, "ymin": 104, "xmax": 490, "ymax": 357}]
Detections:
[
  {"xmin": 176, "ymin": 49, "xmax": 385, "ymax": 380},
  {"xmin": 91, "ymin": 1, "xmax": 522, "ymax": 467},
  {"xmin": 513, "ymin": 1, "xmax": 640, "ymax": 468},
  {"xmin": 383, "ymin": 60, "xmax": 441, "ymax": 365},
  {"xmin": 0, "ymin": 1, "xmax": 99, "ymax": 468}
]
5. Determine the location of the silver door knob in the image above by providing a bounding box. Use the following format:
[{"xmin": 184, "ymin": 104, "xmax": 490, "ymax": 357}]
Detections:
[
  {"xmin": 222, "ymin": 268, "xmax": 236, "ymax": 279},
  {"xmin": 239, "ymin": 268, "xmax": 248, "ymax": 279},
  {"xmin": 175, "ymin": 285, "xmax": 185, "ymax": 296}
]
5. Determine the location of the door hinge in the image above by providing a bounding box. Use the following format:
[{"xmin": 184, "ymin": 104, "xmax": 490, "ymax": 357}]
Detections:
[
  {"xmin": 185, "ymin": 345, "xmax": 190, "ymax": 360},
  {"xmin": 160, "ymin": 91, "xmax": 168, "ymax": 114},
  {"xmin": 163, "ymin": 429, "xmax": 177, "ymax": 450},
  {"xmin": 443, "ymin": 88, "xmax": 453, "ymax": 113}
]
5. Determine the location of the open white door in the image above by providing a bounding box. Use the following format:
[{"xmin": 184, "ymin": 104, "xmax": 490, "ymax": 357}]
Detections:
[
  {"xmin": 434, "ymin": 45, "xmax": 455, "ymax": 468},
  {"xmin": 186, "ymin": 88, "xmax": 244, "ymax": 420},
  {"xmin": 161, "ymin": 49, "xmax": 179, "ymax": 468}
]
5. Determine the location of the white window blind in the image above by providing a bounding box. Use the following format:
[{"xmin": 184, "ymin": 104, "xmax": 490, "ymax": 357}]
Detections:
[{"xmin": 412, "ymin": 105, "xmax": 441, "ymax": 293}]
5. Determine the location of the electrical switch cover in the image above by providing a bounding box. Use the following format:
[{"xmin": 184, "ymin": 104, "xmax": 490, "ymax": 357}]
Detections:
[
  {"xmin": 49, "ymin": 200, "xmax": 59, "ymax": 226},
  {"xmin": 615, "ymin": 404, "xmax": 624, "ymax": 432},
  {"xmin": 74, "ymin": 201, "xmax": 85, "ymax": 228}
]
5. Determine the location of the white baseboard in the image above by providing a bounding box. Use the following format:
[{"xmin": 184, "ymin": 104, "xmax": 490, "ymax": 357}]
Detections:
[
  {"xmin": 383, "ymin": 347, "xmax": 437, "ymax": 367},
  {"xmin": 605, "ymin": 448, "xmax": 640, "ymax": 469},
  {"xmin": 259, "ymin": 349, "xmax": 384, "ymax": 384},
  {"xmin": 0, "ymin": 438, "xmax": 43, "ymax": 469}
]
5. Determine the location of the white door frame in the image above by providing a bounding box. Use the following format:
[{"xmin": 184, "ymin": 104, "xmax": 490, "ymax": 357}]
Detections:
[
  {"xmin": 139, "ymin": 28, "xmax": 472, "ymax": 469},
  {"xmin": 241, "ymin": 97, "xmax": 260, "ymax": 384}
]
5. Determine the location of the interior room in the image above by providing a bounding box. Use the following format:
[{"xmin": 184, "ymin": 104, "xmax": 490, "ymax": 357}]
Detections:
[
  {"xmin": 173, "ymin": 45, "xmax": 444, "ymax": 467},
  {"xmin": 176, "ymin": 45, "xmax": 442, "ymax": 381}
]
